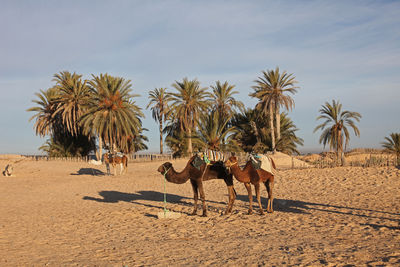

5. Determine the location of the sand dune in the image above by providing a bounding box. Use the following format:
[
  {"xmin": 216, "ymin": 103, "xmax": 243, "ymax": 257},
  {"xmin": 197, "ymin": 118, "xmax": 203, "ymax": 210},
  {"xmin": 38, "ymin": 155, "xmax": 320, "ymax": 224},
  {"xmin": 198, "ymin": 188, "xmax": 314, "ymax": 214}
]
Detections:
[{"xmin": 1, "ymin": 158, "xmax": 399, "ymax": 266}]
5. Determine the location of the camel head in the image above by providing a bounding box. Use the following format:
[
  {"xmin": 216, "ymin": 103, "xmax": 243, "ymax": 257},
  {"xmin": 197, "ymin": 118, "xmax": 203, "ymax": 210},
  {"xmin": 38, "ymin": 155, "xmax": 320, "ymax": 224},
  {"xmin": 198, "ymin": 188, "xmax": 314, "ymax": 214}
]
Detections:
[
  {"xmin": 157, "ymin": 162, "xmax": 173, "ymax": 175},
  {"xmin": 224, "ymin": 156, "xmax": 238, "ymax": 168}
]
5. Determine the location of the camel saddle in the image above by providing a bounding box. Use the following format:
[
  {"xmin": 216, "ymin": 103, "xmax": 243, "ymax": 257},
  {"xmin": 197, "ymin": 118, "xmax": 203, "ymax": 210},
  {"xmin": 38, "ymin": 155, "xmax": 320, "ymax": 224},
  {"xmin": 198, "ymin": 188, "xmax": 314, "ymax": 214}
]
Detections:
[
  {"xmin": 249, "ymin": 154, "xmax": 276, "ymax": 175},
  {"xmin": 193, "ymin": 150, "xmax": 226, "ymax": 170}
]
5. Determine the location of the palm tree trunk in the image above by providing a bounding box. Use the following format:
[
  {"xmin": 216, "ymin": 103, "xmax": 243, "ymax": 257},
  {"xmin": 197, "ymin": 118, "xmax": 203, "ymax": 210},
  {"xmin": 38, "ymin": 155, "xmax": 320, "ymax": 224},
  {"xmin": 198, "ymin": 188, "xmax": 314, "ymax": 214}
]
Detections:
[
  {"xmin": 187, "ymin": 127, "xmax": 193, "ymax": 154},
  {"xmin": 97, "ymin": 136, "xmax": 103, "ymax": 161},
  {"xmin": 337, "ymin": 130, "xmax": 342, "ymax": 166},
  {"xmin": 276, "ymin": 105, "xmax": 281, "ymax": 143},
  {"xmin": 159, "ymin": 119, "xmax": 163, "ymax": 154},
  {"xmin": 269, "ymin": 104, "xmax": 276, "ymax": 152}
]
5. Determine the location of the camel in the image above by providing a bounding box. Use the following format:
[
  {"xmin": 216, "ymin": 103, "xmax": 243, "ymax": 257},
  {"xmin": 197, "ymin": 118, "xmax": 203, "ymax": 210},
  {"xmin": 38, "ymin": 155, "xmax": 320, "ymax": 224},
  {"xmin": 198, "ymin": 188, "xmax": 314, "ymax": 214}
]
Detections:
[
  {"xmin": 157, "ymin": 155, "xmax": 236, "ymax": 217},
  {"xmin": 225, "ymin": 156, "xmax": 276, "ymax": 214},
  {"xmin": 103, "ymin": 152, "xmax": 128, "ymax": 175}
]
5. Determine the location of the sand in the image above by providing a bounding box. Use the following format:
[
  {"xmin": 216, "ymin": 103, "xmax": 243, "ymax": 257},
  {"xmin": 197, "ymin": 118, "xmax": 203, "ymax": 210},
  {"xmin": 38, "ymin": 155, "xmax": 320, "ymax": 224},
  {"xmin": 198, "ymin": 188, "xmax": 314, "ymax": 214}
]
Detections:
[{"xmin": 1, "ymin": 157, "xmax": 399, "ymax": 266}]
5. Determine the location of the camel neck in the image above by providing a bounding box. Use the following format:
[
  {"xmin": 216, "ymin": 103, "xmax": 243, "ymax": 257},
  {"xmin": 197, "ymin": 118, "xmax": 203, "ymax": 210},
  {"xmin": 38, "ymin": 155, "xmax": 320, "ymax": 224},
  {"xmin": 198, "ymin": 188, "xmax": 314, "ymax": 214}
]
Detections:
[
  {"xmin": 229, "ymin": 163, "xmax": 251, "ymax": 183},
  {"xmin": 164, "ymin": 166, "xmax": 190, "ymax": 184}
]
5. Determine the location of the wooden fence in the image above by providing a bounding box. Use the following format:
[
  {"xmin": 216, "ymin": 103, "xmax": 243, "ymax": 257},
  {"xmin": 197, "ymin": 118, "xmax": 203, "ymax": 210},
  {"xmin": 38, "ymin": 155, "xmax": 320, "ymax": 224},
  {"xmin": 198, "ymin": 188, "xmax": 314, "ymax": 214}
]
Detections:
[{"xmin": 23, "ymin": 153, "xmax": 174, "ymax": 163}]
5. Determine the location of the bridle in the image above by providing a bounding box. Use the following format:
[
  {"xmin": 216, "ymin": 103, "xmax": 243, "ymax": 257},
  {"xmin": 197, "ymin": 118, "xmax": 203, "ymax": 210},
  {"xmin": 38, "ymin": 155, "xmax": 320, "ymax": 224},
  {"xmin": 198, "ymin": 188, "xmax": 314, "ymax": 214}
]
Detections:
[
  {"xmin": 162, "ymin": 165, "xmax": 171, "ymax": 176},
  {"xmin": 225, "ymin": 159, "xmax": 238, "ymax": 170}
]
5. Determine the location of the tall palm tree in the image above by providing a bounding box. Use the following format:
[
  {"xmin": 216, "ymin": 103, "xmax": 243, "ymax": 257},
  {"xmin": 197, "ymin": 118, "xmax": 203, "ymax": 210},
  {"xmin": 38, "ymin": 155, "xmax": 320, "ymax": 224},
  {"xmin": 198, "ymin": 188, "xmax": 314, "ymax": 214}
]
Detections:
[
  {"xmin": 250, "ymin": 67, "xmax": 298, "ymax": 152},
  {"xmin": 381, "ymin": 133, "xmax": 400, "ymax": 166},
  {"xmin": 314, "ymin": 100, "xmax": 361, "ymax": 165},
  {"xmin": 195, "ymin": 110, "xmax": 238, "ymax": 151},
  {"xmin": 80, "ymin": 73, "xmax": 144, "ymax": 157},
  {"xmin": 146, "ymin": 88, "xmax": 172, "ymax": 154},
  {"xmin": 210, "ymin": 81, "xmax": 244, "ymax": 120},
  {"xmin": 170, "ymin": 78, "xmax": 211, "ymax": 154},
  {"xmin": 52, "ymin": 71, "xmax": 91, "ymax": 136},
  {"xmin": 28, "ymin": 78, "xmax": 95, "ymax": 157},
  {"xmin": 27, "ymin": 87, "xmax": 59, "ymax": 137}
]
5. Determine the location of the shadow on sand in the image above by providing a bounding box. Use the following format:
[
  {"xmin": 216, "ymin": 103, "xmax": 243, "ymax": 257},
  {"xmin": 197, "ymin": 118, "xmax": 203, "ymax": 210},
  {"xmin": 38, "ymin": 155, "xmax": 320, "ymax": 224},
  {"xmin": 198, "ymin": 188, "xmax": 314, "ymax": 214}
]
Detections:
[
  {"xmin": 83, "ymin": 190, "xmax": 400, "ymax": 221},
  {"xmin": 83, "ymin": 190, "xmax": 229, "ymax": 215},
  {"xmin": 83, "ymin": 190, "xmax": 188, "ymax": 204},
  {"xmin": 71, "ymin": 168, "xmax": 106, "ymax": 176},
  {"xmin": 236, "ymin": 194, "xmax": 400, "ymax": 221}
]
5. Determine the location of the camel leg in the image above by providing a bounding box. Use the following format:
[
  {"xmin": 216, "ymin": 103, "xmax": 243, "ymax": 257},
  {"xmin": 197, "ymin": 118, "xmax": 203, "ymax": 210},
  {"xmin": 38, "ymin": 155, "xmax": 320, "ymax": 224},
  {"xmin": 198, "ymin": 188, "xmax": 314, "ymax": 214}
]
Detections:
[
  {"xmin": 123, "ymin": 160, "xmax": 127, "ymax": 175},
  {"xmin": 225, "ymin": 185, "xmax": 236, "ymax": 214},
  {"xmin": 255, "ymin": 183, "xmax": 264, "ymax": 215},
  {"xmin": 197, "ymin": 181, "xmax": 208, "ymax": 217},
  {"xmin": 244, "ymin": 182, "xmax": 253, "ymax": 214},
  {"xmin": 265, "ymin": 180, "xmax": 274, "ymax": 213},
  {"xmin": 106, "ymin": 163, "xmax": 110, "ymax": 176},
  {"xmin": 224, "ymin": 175, "xmax": 236, "ymax": 214},
  {"xmin": 190, "ymin": 179, "xmax": 199, "ymax": 216}
]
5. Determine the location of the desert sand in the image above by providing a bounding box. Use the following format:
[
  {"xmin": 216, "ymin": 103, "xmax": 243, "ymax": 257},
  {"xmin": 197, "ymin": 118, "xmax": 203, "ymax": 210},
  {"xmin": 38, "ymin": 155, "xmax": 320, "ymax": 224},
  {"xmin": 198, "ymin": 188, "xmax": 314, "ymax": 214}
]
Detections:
[{"xmin": 1, "ymin": 156, "xmax": 399, "ymax": 266}]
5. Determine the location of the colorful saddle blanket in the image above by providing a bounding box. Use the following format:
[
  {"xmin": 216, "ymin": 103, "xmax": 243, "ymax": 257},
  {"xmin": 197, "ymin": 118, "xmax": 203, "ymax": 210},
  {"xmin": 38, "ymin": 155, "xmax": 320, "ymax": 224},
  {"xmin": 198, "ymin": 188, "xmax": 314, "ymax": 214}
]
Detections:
[{"xmin": 192, "ymin": 150, "xmax": 226, "ymax": 170}]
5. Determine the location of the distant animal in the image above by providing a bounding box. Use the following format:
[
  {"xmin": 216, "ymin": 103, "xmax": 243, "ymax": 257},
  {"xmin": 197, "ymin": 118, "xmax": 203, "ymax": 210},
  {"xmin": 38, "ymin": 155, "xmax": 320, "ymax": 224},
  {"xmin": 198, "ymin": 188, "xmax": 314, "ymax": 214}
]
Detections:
[
  {"xmin": 157, "ymin": 155, "xmax": 236, "ymax": 217},
  {"xmin": 2, "ymin": 164, "xmax": 13, "ymax": 177},
  {"xmin": 103, "ymin": 153, "xmax": 128, "ymax": 175},
  {"xmin": 225, "ymin": 155, "xmax": 276, "ymax": 214}
]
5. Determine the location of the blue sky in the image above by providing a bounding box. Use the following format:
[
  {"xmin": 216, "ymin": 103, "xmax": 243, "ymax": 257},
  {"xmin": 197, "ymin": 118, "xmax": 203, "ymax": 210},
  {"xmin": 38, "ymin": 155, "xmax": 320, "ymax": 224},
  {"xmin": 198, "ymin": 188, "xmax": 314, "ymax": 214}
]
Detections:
[{"xmin": 1, "ymin": 0, "xmax": 399, "ymax": 154}]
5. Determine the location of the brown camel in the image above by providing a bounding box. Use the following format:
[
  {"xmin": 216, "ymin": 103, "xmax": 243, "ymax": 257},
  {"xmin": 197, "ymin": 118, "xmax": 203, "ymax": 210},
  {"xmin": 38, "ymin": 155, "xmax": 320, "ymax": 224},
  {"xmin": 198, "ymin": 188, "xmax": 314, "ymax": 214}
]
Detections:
[
  {"xmin": 225, "ymin": 156, "xmax": 276, "ymax": 214},
  {"xmin": 157, "ymin": 155, "xmax": 236, "ymax": 217},
  {"xmin": 103, "ymin": 152, "xmax": 128, "ymax": 175}
]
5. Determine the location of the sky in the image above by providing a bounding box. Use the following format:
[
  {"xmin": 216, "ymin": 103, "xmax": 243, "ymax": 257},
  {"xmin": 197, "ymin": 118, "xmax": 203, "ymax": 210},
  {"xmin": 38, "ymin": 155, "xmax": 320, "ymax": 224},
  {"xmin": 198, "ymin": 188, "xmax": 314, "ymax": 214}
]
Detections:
[{"xmin": 0, "ymin": 0, "xmax": 399, "ymax": 154}]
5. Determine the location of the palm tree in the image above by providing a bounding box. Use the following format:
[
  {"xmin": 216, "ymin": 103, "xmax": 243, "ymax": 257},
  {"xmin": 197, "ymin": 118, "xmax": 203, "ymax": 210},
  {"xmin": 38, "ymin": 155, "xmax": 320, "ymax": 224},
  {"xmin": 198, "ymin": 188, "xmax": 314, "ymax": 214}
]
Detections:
[
  {"xmin": 230, "ymin": 108, "xmax": 271, "ymax": 153},
  {"xmin": 314, "ymin": 100, "xmax": 361, "ymax": 166},
  {"xmin": 120, "ymin": 129, "xmax": 149, "ymax": 154},
  {"xmin": 381, "ymin": 133, "xmax": 400, "ymax": 166},
  {"xmin": 250, "ymin": 67, "xmax": 298, "ymax": 152},
  {"xmin": 52, "ymin": 71, "xmax": 90, "ymax": 136},
  {"xmin": 275, "ymin": 113, "xmax": 304, "ymax": 155},
  {"xmin": 27, "ymin": 87, "xmax": 59, "ymax": 137},
  {"xmin": 80, "ymin": 73, "xmax": 144, "ymax": 157},
  {"xmin": 231, "ymin": 109, "xmax": 303, "ymax": 154},
  {"xmin": 164, "ymin": 120, "xmax": 188, "ymax": 158},
  {"xmin": 28, "ymin": 78, "xmax": 95, "ymax": 157},
  {"xmin": 195, "ymin": 110, "xmax": 238, "ymax": 151},
  {"xmin": 169, "ymin": 78, "xmax": 211, "ymax": 154},
  {"xmin": 146, "ymin": 88, "xmax": 172, "ymax": 154},
  {"xmin": 210, "ymin": 81, "xmax": 244, "ymax": 120}
]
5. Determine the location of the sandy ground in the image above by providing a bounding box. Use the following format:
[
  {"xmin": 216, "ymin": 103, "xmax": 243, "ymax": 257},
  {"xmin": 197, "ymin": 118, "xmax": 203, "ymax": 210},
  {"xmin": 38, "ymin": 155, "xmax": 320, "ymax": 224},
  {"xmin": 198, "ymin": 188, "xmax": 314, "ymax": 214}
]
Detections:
[{"xmin": 1, "ymin": 157, "xmax": 400, "ymax": 266}]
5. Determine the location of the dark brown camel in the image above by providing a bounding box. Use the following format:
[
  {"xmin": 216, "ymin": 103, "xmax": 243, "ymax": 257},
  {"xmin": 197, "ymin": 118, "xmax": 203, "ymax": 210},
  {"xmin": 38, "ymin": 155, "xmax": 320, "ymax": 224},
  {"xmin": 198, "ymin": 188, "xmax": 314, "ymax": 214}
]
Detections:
[
  {"xmin": 225, "ymin": 156, "xmax": 276, "ymax": 214},
  {"xmin": 157, "ymin": 155, "xmax": 236, "ymax": 217}
]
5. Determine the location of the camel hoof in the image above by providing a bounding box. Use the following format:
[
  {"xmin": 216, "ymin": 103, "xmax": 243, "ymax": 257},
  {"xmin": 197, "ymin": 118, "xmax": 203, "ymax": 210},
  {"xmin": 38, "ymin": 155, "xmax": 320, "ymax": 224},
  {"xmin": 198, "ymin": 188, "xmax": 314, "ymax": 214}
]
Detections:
[
  {"xmin": 247, "ymin": 210, "xmax": 253, "ymax": 215},
  {"xmin": 259, "ymin": 210, "xmax": 265, "ymax": 215},
  {"xmin": 201, "ymin": 213, "xmax": 208, "ymax": 217},
  {"xmin": 190, "ymin": 211, "xmax": 197, "ymax": 216}
]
